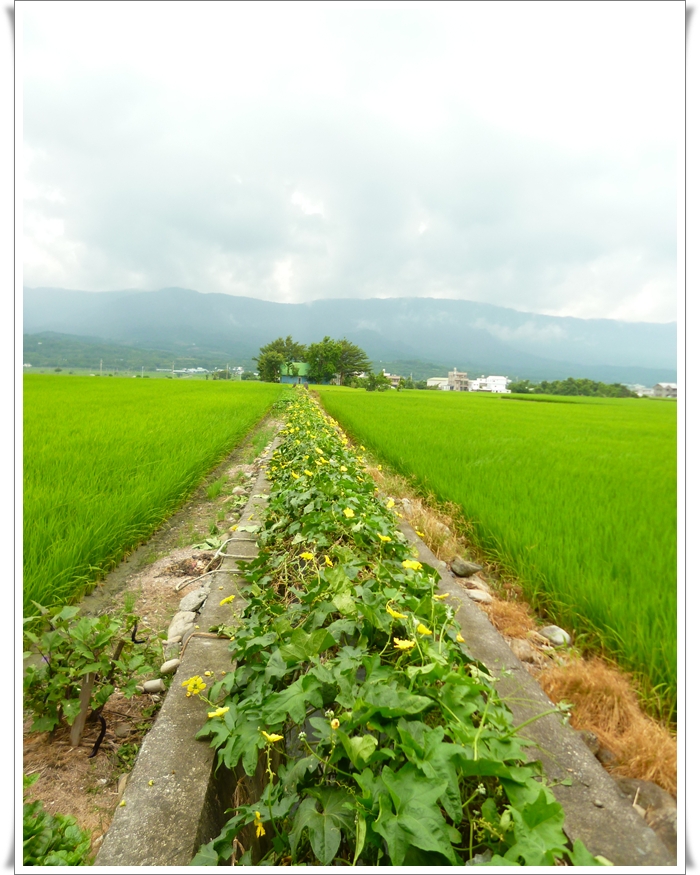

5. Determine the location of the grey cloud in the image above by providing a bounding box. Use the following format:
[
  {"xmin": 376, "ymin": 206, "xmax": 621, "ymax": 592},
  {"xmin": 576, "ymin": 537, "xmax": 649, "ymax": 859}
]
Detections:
[{"xmin": 23, "ymin": 38, "xmax": 677, "ymax": 320}]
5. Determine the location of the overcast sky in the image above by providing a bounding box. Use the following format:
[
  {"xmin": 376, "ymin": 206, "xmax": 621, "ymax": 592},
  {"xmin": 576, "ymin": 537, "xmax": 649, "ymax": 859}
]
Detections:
[{"xmin": 20, "ymin": 0, "xmax": 684, "ymax": 322}]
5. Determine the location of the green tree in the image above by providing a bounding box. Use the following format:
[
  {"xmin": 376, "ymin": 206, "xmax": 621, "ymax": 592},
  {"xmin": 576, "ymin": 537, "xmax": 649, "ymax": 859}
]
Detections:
[
  {"xmin": 334, "ymin": 339, "xmax": 371, "ymax": 385},
  {"xmin": 257, "ymin": 336, "xmax": 307, "ymax": 368},
  {"xmin": 365, "ymin": 370, "xmax": 392, "ymax": 392},
  {"xmin": 306, "ymin": 336, "xmax": 341, "ymax": 384},
  {"xmin": 257, "ymin": 351, "xmax": 285, "ymax": 383}
]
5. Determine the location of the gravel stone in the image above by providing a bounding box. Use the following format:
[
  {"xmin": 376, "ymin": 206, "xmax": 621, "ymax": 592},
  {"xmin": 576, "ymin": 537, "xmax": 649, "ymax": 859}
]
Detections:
[
  {"xmin": 160, "ymin": 659, "xmax": 181, "ymax": 675},
  {"xmin": 168, "ymin": 611, "xmax": 197, "ymax": 640},
  {"xmin": 143, "ymin": 679, "xmax": 166, "ymax": 694},
  {"xmin": 179, "ymin": 590, "xmax": 207, "ymax": 613},
  {"xmin": 538, "ymin": 625, "xmax": 571, "ymax": 647},
  {"xmin": 451, "ymin": 557, "xmax": 483, "ymax": 578},
  {"xmin": 466, "ymin": 589, "xmax": 492, "ymax": 604}
]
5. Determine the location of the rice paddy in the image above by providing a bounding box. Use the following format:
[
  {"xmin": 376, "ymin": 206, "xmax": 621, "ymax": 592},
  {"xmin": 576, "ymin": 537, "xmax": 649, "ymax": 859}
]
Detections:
[
  {"xmin": 23, "ymin": 376, "xmax": 284, "ymax": 612},
  {"xmin": 317, "ymin": 387, "xmax": 677, "ymax": 716}
]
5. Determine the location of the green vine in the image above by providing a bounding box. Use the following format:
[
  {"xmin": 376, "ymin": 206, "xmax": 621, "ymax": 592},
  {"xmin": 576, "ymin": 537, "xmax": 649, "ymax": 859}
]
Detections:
[{"xmin": 189, "ymin": 390, "xmax": 611, "ymax": 867}]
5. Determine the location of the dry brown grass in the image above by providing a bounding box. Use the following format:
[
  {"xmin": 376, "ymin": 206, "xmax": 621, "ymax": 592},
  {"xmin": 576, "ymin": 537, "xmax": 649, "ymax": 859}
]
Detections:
[
  {"xmin": 362, "ymin": 455, "xmax": 677, "ymax": 799},
  {"xmin": 539, "ymin": 657, "xmax": 677, "ymax": 797},
  {"xmin": 485, "ymin": 598, "xmax": 537, "ymax": 639}
]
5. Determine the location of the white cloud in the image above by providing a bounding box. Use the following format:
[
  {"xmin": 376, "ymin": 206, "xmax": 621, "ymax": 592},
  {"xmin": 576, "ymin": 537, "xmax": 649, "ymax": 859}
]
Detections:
[{"xmin": 20, "ymin": 1, "xmax": 681, "ymax": 323}]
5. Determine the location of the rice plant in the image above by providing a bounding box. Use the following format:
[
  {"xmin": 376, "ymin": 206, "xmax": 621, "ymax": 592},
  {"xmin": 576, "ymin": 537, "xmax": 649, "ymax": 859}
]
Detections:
[
  {"xmin": 23, "ymin": 376, "xmax": 284, "ymax": 611},
  {"xmin": 317, "ymin": 388, "xmax": 677, "ymax": 717}
]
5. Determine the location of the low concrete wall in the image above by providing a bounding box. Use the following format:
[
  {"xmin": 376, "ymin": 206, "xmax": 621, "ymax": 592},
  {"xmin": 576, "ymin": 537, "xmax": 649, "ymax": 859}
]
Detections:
[{"xmin": 95, "ymin": 451, "xmax": 274, "ymax": 866}]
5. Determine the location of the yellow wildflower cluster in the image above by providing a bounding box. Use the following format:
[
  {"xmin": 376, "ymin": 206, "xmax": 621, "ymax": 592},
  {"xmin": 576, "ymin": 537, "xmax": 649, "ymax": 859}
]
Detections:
[
  {"xmin": 254, "ymin": 811, "xmax": 266, "ymax": 838},
  {"xmin": 219, "ymin": 595, "xmax": 235, "ymax": 606},
  {"xmin": 386, "ymin": 604, "xmax": 408, "ymax": 620},
  {"xmin": 343, "ymin": 507, "xmax": 355, "ymax": 518},
  {"xmin": 261, "ymin": 729, "xmax": 284, "ymax": 743},
  {"xmin": 402, "ymin": 559, "xmax": 422, "ymax": 571},
  {"xmin": 393, "ymin": 638, "xmax": 416, "ymax": 651},
  {"xmin": 182, "ymin": 676, "xmax": 206, "ymax": 697},
  {"xmin": 207, "ymin": 706, "xmax": 230, "ymax": 719},
  {"xmin": 300, "ymin": 551, "xmax": 314, "ymax": 561}
]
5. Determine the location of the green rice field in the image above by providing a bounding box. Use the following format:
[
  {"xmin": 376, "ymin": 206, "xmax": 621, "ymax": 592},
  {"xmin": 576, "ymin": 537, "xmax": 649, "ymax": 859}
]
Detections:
[
  {"xmin": 23, "ymin": 376, "xmax": 284, "ymax": 612},
  {"xmin": 317, "ymin": 387, "xmax": 677, "ymax": 716}
]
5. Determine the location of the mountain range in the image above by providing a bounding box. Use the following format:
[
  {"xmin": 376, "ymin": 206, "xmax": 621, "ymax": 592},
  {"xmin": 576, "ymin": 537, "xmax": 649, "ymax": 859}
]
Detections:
[{"xmin": 23, "ymin": 286, "xmax": 677, "ymax": 385}]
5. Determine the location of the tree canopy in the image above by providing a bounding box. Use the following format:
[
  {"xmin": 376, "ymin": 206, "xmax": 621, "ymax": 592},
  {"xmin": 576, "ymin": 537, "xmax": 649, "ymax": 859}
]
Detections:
[{"xmin": 256, "ymin": 335, "xmax": 370, "ymax": 385}]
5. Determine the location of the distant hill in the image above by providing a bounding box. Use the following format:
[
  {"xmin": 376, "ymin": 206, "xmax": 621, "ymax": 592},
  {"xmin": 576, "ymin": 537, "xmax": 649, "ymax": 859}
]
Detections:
[{"xmin": 23, "ymin": 286, "xmax": 677, "ymax": 384}]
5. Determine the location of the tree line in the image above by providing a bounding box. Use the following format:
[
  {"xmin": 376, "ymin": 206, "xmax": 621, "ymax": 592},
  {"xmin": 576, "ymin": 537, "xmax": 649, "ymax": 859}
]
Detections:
[{"xmin": 508, "ymin": 377, "xmax": 637, "ymax": 397}]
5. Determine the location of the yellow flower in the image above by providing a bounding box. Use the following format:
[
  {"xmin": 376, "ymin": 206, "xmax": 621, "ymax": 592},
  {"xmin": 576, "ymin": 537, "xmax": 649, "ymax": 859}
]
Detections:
[
  {"xmin": 343, "ymin": 508, "xmax": 355, "ymax": 518},
  {"xmin": 386, "ymin": 498, "xmax": 394, "ymax": 508},
  {"xmin": 300, "ymin": 551, "xmax": 314, "ymax": 561},
  {"xmin": 254, "ymin": 811, "xmax": 266, "ymax": 838},
  {"xmin": 360, "ymin": 445, "xmax": 366, "ymax": 450},
  {"xmin": 402, "ymin": 560, "xmax": 422, "ymax": 571},
  {"xmin": 207, "ymin": 706, "xmax": 230, "ymax": 719},
  {"xmin": 456, "ymin": 633, "xmax": 465, "ymax": 643},
  {"xmin": 340, "ymin": 465, "xmax": 347, "ymax": 472},
  {"xmin": 324, "ymin": 556, "xmax": 333, "ymax": 567},
  {"xmin": 304, "ymin": 469, "xmax": 313, "ymax": 476},
  {"xmin": 433, "ymin": 593, "xmax": 449, "ymax": 600},
  {"xmin": 378, "ymin": 534, "xmax": 391, "ymax": 542},
  {"xmin": 386, "ymin": 604, "xmax": 408, "ymax": 620},
  {"xmin": 330, "ymin": 718, "xmax": 340, "ymax": 730},
  {"xmin": 220, "ymin": 595, "xmax": 235, "ymax": 605},
  {"xmin": 261, "ymin": 730, "xmax": 284, "ymax": 743},
  {"xmin": 415, "ymin": 530, "xmax": 425, "ymax": 537},
  {"xmin": 229, "ymin": 525, "xmax": 238, "ymax": 531},
  {"xmin": 377, "ymin": 465, "xmax": 383, "ymax": 471},
  {"xmin": 315, "ymin": 447, "xmax": 323, "ymax": 454},
  {"xmin": 291, "ymin": 471, "xmax": 300, "ymax": 479},
  {"xmin": 181, "ymin": 675, "xmax": 206, "ymax": 696},
  {"xmin": 204, "ymin": 671, "xmax": 212, "ymax": 677},
  {"xmin": 393, "ymin": 638, "xmax": 416, "ymax": 651},
  {"xmin": 416, "ymin": 623, "xmax": 432, "ymax": 636}
]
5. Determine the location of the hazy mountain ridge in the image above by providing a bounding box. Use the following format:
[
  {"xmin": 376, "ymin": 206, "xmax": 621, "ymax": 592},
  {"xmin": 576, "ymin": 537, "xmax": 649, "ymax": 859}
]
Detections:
[{"xmin": 23, "ymin": 287, "xmax": 677, "ymax": 384}]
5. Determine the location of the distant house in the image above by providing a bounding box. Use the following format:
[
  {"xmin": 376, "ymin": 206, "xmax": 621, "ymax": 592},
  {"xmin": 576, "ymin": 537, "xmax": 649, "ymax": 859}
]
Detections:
[
  {"xmin": 281, "ymin": 362, "xmax": 310, "ymax": 385},
  {"xmin": 447, "ymin": 369, "xmax": 470, "ymax": 391},
  {"xmin": 468, "ymin": 375, "xmax": 510, "ymax": 394},
  {"xmin": 652, "ymin": 382, "xmax": 677, "ymax": 398},
  {"xmin": 382, "ymin": 369, "xmax": 401, "ymax": 389},
  {"xmin": 427, "ymin": 377, "xmax": 449, "ymax": 389}
]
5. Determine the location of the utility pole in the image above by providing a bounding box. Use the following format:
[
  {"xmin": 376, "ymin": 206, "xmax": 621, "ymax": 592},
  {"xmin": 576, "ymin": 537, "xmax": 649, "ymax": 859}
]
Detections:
[
  {"xmin": 141, "ymin": 366, "xmax": 144, "ymax": 378},
  {"xmin": 226, "ymin": 362, "xmax": 229, "ymax": 379}
]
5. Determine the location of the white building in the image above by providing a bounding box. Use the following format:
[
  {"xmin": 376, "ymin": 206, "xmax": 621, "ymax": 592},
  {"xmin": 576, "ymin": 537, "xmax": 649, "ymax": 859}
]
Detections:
[
  {"xmin": 468, "ymin": 375, "xmax": 510, "ymax": 393},
  {"xmin": 652, "ymin": 382, "xmax": 677, "ymax": 398},
  {"xmin": 427, "ymin": 377, "xmax": 449, "ymax": 389}
]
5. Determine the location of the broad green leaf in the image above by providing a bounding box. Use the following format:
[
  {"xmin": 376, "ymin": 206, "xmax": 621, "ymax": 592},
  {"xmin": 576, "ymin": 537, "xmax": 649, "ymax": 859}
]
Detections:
[
  {"xmin": 290, "ymin": 790, "xmax": 355, "ymax": 865},
  {"xmin": 263, "ymin": 675, "xmax": 322, "ymax": 724},
  {"xmin": 189, "ymin": 843, "xmax": 219, "ymax": 865},
  {"xmin": 332, "ymin": 590, "xmax": 357, "ymax": 616},
  {"xmin": 279, "ymin": 627, "xmax": 336, "ymax": 663},
  {"xmin": 358, "ymin": 686, "xmax": 433, "ymax": 718},
  {"xmin": 337, "ymin": 731, "xmax": 378, "ymax": 768}
]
